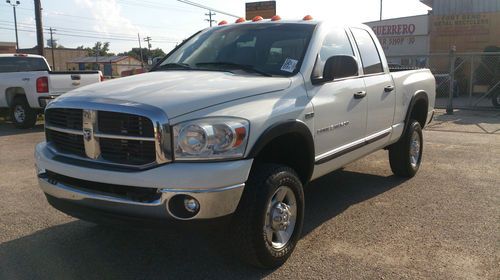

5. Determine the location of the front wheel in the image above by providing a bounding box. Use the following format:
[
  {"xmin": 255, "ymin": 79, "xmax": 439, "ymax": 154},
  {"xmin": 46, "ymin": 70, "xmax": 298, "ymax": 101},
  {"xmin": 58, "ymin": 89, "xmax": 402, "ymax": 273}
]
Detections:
[
  {"xmin": 389, "ymin": 120, "xmax": 423, "ymax": 178},
  {"xmin": 10, "ymin": 96, "xmax": 37, "ymax": 129},
  {"xmin": 230, "ymin": 164, "xmax": 304, "ymax": 268}
]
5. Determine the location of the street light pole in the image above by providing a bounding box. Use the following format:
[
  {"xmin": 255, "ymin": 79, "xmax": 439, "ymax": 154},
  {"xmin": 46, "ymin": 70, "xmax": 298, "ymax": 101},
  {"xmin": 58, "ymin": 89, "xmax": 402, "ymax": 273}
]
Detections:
[
  {"xmin": 6, "ymin": 0, "xmax": 20, "ymax": 51},
  {"xmin": 380, "ymin": 0, "xmax": 383, "ymax": 21}
]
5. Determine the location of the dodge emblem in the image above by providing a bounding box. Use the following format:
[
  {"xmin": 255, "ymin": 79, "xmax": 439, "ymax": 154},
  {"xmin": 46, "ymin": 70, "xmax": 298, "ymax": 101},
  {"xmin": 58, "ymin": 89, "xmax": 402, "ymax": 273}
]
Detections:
[{"xmin": 83, "ymin": 128, "xmax": 92, "ymax": 141}]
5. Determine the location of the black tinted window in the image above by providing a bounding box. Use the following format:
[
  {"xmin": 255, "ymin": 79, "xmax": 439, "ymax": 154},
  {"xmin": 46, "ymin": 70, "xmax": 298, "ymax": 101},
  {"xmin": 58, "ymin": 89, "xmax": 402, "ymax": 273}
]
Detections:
[
  {"xmin": 0, "ymin": 57, "xmax": 49, "ymax": 73},
  {"xmin": 351, "ymin": 28, "xmax": 384, "ymax": 74},
  {"xmin": 313, "ymin": 28, "xmax": 355, "ymax": 78}
]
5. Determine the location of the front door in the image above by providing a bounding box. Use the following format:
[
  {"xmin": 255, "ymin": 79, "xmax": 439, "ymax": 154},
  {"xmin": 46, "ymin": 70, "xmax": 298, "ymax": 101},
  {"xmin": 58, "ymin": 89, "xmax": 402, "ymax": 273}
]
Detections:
[{"xmin": 309, "ymin": 28, "xmax": 368, "ymax": 161}]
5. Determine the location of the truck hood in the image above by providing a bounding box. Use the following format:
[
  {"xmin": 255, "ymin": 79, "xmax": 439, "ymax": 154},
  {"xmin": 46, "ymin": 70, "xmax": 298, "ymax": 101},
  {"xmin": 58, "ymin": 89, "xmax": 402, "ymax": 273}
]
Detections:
[{"xmin": 59, "ymin": 71, "xmax": 292, "ymax": 118}]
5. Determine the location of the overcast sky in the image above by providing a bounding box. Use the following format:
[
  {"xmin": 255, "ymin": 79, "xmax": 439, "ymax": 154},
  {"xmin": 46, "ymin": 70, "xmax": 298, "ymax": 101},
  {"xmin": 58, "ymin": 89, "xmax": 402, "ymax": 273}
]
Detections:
[{"xmin": 0, "ymin": 0, "xmax": 431, "ymax": 53}]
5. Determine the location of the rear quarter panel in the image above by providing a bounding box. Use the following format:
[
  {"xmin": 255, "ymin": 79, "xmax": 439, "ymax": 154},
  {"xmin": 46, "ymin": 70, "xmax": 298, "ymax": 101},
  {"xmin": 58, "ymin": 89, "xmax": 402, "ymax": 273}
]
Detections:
[{"xmin": 391, "ymin": 69, "xmax": 436, "ymax": 127}]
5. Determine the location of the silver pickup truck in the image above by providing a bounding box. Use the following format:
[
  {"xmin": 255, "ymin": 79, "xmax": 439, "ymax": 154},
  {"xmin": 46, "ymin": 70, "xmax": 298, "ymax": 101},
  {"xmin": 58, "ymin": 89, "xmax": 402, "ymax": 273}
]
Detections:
[
  {"xmin": 0, "ymin": 54, "xmax": 102, "ymax": 128},
  {"xmin": 35, "ymin": 19, "xmax": 435, "ymax": 268}
]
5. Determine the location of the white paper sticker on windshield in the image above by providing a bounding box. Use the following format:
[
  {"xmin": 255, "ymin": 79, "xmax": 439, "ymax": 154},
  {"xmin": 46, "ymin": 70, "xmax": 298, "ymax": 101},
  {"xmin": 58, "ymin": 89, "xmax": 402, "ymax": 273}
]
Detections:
[{"xmin": 281, "ymin": 58, "xmax": 298, "ymax": 73}]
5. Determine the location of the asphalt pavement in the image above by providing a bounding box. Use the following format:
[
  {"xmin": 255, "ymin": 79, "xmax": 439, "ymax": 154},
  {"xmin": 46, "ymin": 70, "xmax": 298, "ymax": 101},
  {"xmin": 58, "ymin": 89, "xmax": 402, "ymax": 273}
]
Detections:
[{"xmin": 0, "ymin": 109, "xmax": 498, "ymax": 279}]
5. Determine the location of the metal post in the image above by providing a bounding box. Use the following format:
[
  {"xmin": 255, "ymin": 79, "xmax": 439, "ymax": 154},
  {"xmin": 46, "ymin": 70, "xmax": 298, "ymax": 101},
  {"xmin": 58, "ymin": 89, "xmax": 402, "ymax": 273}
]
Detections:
[
  {"xmin": 138, "ymin": 33, "xmax": 144, "ymax": 68},
  {"xmin": 380, "ymin": 0, "xmax": 383, "ymax": 21},
  {"xmin": 49, "ymin": 27, "xmax": 55, "ymax": 70},
  {"xmin": 6, "ymin": 0, "xmax": 20, "ymax": 51},
  {"xmin": 446, "ymin": 46, "xmax": 456, "ymax": 114},
  {"xmin": 468, "ymin": 55, "xmax": 474, "ymax": 107},
  {"xmin": 34, "ymin": 0, "xmax": 44, "ymax": 56}
]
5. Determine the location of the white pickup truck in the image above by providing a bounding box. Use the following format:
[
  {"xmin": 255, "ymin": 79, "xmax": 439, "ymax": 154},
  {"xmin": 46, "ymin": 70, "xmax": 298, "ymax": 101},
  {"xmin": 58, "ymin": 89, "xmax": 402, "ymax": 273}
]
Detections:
[
  {"xmin": 0, "ymin": 54, "xmax": 102, "ymax": 128},
  {"xmin": 35, "ymin": 20, "xmax": 435, "ymax": 268}
]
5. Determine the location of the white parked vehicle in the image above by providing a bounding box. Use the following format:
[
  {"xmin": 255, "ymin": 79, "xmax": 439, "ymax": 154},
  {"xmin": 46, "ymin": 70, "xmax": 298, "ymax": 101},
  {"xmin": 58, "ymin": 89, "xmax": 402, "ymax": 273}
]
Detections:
[
  {"xmin": 35, "ymin": 19, "xmax": 435, "ymax": 268},
  {"xmin": 0, "ymin": 54, "xmax": 102, "ymax": 128}
]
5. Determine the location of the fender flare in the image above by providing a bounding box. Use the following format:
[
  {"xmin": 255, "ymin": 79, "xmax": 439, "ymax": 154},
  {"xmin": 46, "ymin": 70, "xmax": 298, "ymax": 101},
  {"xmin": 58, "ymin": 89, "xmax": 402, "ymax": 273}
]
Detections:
[
  {"xmin": 404, "ymin": 91, "xmax": 429, "ymax": 131},
  {"xmin": 247, "ymin": 120, "xmax": 315, "ymax": 182}
]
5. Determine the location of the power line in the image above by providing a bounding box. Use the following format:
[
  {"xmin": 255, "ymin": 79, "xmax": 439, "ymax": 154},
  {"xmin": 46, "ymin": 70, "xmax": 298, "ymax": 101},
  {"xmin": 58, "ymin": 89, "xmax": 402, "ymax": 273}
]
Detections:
[{"xmin": 177, "ymin": 0, "xmax": 240, "ymax": 18}]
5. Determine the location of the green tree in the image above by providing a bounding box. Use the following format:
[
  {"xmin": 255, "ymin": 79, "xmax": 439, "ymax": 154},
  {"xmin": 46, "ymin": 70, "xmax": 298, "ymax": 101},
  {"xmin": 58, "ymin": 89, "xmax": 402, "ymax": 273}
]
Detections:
[
  {"xmin": 118, "ymin": 47, "xmax": 166, "ymax": 63},
  {"xmin": 82, "ymin": 42, "xmax": 115, "ymax": 56}
]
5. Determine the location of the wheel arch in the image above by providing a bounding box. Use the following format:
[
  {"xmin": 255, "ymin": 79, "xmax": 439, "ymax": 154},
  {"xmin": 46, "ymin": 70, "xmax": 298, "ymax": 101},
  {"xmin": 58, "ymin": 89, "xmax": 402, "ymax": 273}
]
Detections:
[
  {"xmin": 5, "ymin": 87, "xmax": 27, "ymax": 107},
  {"xmin": 247, "ymin": 120, "xmax": 315, "ymax": 185},
  {"xmin": 405, "ymin": 90, "xmax": 429, "ymax": 130}
]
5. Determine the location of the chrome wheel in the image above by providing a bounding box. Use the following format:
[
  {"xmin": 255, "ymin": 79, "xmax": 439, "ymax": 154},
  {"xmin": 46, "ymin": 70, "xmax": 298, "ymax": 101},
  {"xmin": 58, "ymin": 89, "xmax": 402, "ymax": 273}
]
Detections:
[
  {"xmin": 410, "ymin": 130, "xmax": 421, "ymax": 168},
  {"xmin": 264, "ymin": 186, "xmax": 297, "ymax": 250},
  {"xmin": 14, "ymin": 105, "xmax": 26, "ymax": 123}
]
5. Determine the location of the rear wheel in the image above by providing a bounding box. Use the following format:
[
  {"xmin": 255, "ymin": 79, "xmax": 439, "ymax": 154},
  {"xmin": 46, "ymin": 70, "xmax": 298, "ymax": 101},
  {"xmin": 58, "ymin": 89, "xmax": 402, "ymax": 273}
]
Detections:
[
  {"xmin": 492, "ymin": 90, "xmax": 500, "ymax": 108},
  {"xmin": 230, "ymin": 164, "xmax": 304, "ymax": 268},
  {"xmin": 10, "ymin": 96, "xmax": 37, "ymax": 129},
  {"xmin": 389, "ymin": 120, "xmax": 423, "ymax": 178}
]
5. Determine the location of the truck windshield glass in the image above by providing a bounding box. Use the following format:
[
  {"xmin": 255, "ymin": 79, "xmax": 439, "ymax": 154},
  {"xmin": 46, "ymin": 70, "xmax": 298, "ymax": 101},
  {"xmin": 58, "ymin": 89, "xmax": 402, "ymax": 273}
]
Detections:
[
  {"xmin": 156, "ymin": 23, "xmax": 316, "ymax": 77},
  {"xmin": 0, "ymin": 57, "xmax": 49, "ymax": 73}
]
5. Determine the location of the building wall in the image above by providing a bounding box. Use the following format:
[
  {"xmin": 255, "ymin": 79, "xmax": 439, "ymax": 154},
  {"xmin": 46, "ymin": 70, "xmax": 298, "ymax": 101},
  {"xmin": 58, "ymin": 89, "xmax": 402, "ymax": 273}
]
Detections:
[
  {"xmin": 430, "ymin": 0, "xmax": 500, "ymax": 15},
  {"xmin": 0, "ymin": 42, "xmax": 16, "ymax": 54},
  {"xmin": 430, "ymin": 11, "xmax": 500, "ymax": 52},
  {"xmin": 44, "ymin": 48, "xmax": 88, "ymax": 71}
]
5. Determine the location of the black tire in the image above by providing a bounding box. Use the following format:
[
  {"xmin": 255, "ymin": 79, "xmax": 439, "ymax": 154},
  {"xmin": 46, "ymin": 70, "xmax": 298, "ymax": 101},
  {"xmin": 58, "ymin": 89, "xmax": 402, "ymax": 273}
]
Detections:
[
  {"xmin": 389, "ymin": 120, "xmax": 423, "ymax": 178},
  {"xmin": 10, "ymin": 96, "xmax": 37, "ymax": 129},
  {"xmin": 230, "ymin": 164, "xmax": 304, "ymax": 268},
  {"xmin": 492, "ymin": 91, "xmax": 500, "ymax": 108}
]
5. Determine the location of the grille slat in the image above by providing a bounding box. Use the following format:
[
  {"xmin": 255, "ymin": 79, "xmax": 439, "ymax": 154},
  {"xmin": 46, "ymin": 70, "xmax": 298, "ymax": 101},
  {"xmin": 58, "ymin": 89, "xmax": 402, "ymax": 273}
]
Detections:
[
  {"xmin": 45, "ymin": 108, "xmax": 157, "ymax": 167},
  {"xmin": 45, "ymin": 108, "xmax": 83, "ymax": 130}
]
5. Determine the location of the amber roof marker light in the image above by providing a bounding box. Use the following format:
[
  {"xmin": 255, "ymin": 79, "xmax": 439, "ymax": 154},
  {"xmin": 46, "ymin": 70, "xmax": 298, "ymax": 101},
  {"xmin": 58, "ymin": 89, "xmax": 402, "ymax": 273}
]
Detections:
[
  {"xmin": 303, "ymin": 15, "xmax": 313, "ymax": 20},
  {"xmin": 235, "ymin": 17, "xmax": 246, "ymax": 23},
  {"xmin": 252, "ymin": 16, "xmax": 263, "ymax": 22},
  {"xmin": 218, "ymin": 20, "xmax": 228, "ymax": 25},
  {"xmin": 271, "ymin": 15, "xmax": 281, "ymax": 21}
]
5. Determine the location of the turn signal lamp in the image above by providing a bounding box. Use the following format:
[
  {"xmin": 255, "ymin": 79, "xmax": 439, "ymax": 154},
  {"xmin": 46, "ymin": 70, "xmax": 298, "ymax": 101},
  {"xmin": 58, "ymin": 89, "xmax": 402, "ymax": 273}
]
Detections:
[
  {"xmin": 303, "ymin": 15, "xmax": 313, "ymax": 20},
  {"xmin": 235, "ymin": 17, "xmax": 246, "ymax": 23},
  {"xmin": 252, "ymin": 16, "xmax": 263, "ymax": 22},
  {"xmin": 271, "ymin": 15, "xmax": 281, "ymax": 21}
]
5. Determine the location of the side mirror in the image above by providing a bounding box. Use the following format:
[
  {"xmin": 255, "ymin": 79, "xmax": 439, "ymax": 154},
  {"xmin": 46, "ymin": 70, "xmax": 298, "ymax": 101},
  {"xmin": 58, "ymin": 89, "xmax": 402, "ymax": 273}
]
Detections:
[{"xmin": 312, "ymin": 55, "xmax": 359, "ymax": 84}]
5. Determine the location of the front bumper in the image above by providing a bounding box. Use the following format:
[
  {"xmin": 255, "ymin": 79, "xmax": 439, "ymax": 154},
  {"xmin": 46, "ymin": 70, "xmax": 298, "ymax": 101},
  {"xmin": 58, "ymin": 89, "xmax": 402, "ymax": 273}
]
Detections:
[{"xmin": 35, "ymin": 142, "xmax": 252, "ymax": 222}]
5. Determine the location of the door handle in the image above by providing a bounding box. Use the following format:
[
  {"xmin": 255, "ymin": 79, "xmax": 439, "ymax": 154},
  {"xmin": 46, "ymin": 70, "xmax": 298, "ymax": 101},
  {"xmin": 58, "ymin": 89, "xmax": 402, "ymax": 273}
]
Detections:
[
  {"xmin": 354, "ymin": 91, "xmax": 367, "ymax": 99},
  {"xmin": 22, "ymin": 78, "xmax": 30, "ymax": 81},
  {"xmin": 384, "ymin": 85, "xmax": 395, "ymax": 92}
]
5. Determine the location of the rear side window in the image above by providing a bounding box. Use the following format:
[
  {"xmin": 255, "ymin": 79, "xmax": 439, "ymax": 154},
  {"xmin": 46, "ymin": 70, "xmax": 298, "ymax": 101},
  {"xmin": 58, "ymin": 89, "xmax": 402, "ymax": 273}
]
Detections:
[
  {"xmin": 313, "ymin": 28, "xmax": 355, "ymax": 78},
  {"xmin": 351, "ymin": 28, "xmax": 384, "ymax": 75},
  {"xmin": 0, "ymin": 57, "xmax": 49, "ymax": 73}
]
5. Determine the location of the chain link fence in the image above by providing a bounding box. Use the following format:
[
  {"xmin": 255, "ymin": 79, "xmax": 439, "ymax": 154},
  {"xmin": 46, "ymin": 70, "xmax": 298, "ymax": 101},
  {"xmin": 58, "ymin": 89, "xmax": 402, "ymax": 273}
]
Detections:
[{"xmin": 387, "ymin": 52, "xmax": 500, "ymax": 110}]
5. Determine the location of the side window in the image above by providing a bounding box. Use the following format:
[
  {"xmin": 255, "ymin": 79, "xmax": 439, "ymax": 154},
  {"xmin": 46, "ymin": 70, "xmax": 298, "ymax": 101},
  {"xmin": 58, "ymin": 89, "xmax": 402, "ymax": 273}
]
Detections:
[
  {"xmin": 351, "ymin": 28, "xmax": 384, "ymax": 75},
  {"xmin": 313, "ymin": 29, "xmax": 355, "ymax": 78}
]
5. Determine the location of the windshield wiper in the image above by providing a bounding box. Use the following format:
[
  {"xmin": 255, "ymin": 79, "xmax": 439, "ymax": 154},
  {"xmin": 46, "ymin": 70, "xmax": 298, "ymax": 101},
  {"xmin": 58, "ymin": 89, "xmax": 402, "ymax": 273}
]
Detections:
[
  {"xmin": 154, "ymin": 63, "xmax": 192, "ymax": 71},
  {"xmin": 195, "ymin": 62, "xmax": 272, "ymax": 77}
]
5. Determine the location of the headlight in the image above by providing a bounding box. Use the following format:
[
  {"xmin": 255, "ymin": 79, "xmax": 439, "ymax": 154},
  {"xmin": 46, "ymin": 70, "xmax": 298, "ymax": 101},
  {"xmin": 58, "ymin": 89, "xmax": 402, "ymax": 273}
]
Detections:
[{"xmin": 173, "ymin": 118, "xmax": 249, "ymax": 160}]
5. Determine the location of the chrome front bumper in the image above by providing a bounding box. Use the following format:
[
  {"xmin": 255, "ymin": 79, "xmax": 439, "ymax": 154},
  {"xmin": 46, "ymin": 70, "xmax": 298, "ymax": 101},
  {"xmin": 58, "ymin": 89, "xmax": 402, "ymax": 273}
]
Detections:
[{"xmin": 38, "ymin": 174, "xmax": 245, "ymax": 220}]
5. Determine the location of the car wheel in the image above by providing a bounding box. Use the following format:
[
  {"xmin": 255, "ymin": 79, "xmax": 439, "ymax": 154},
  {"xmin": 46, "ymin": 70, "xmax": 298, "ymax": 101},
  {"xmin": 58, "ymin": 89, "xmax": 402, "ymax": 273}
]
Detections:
[
  {"xmin": 10, "ymin": 96, "xmax": 37, "ymax": 129},
  {"xmin": 389, "ymin": 120, "xmax": 423, "ymax": 178},
  {"xmin": 230, "ymin": 164, "xmax": 304, "ymax": 268},
  {"xmin": 492, "ymin": 90, "xmax": 500, "ymax": 108}
]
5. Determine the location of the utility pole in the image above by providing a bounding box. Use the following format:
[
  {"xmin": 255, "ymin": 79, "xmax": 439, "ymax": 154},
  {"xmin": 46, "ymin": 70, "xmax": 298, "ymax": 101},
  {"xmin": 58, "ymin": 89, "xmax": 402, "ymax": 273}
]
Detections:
[
  {"xmin": 95, "ymin": 43, "xmax": 99, "ymax": 71},
  {"xmin": 138, "ymin": 33, "xmax": 144, "ymax": 68},
  {"xmin": 205, "ymin": 10, "xmax": 216, "ymax": 27},
  {"xmin": 49, "ymin": 27, "xmax": 56, "ymax": 69},
  {"xmin": 143, "ymin": 36, "xmax": 152, "ymax": 64},
  {"xmin": 6, "ymin": 0, "xmax": 20, "ymax": 51},
  {"xmin": 380, "ymin": 0, "xmax": 383, "ymax": 21},
  {"xmin": 34, "ymin": 0, "xmax": 44, "ymax": 55}
]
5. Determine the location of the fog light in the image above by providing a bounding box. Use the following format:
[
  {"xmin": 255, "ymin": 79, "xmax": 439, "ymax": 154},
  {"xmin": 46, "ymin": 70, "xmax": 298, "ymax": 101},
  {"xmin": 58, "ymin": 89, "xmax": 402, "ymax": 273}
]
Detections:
[{"xmin": 184, "ymin": 197, "xmax": 199, "ymax": 213}]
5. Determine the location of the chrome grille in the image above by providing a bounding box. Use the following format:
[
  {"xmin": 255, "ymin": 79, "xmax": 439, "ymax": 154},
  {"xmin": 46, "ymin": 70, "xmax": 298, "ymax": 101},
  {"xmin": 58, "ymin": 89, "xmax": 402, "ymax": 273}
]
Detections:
[{"xmin": 44, "ymin": 107, "xmax": 168, "ymax": 168}]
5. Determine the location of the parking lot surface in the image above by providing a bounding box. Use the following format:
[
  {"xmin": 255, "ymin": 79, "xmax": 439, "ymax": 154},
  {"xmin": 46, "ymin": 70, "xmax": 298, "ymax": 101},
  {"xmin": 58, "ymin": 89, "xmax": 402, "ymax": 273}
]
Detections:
[{"xmin": 0, "ymin": 110, "xmax": 499, "ymax": 280}]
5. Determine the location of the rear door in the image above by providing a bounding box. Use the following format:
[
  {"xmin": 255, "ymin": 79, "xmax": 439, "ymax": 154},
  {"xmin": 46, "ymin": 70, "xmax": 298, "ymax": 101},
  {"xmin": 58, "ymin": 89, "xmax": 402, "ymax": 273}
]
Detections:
[
  {"xmin": 350, "ymin": 28, "xmax": 396, "ymax": 136},
  {"xmin": 309, "ymin": 28, "xmax": 367, "ymax": 161}
]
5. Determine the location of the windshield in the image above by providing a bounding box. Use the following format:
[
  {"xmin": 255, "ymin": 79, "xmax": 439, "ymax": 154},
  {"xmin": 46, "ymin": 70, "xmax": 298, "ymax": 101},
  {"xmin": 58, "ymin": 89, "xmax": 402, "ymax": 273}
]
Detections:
[{"xmin": 155, "ymin": 23, "xmax": 316, "ymax": 77}]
